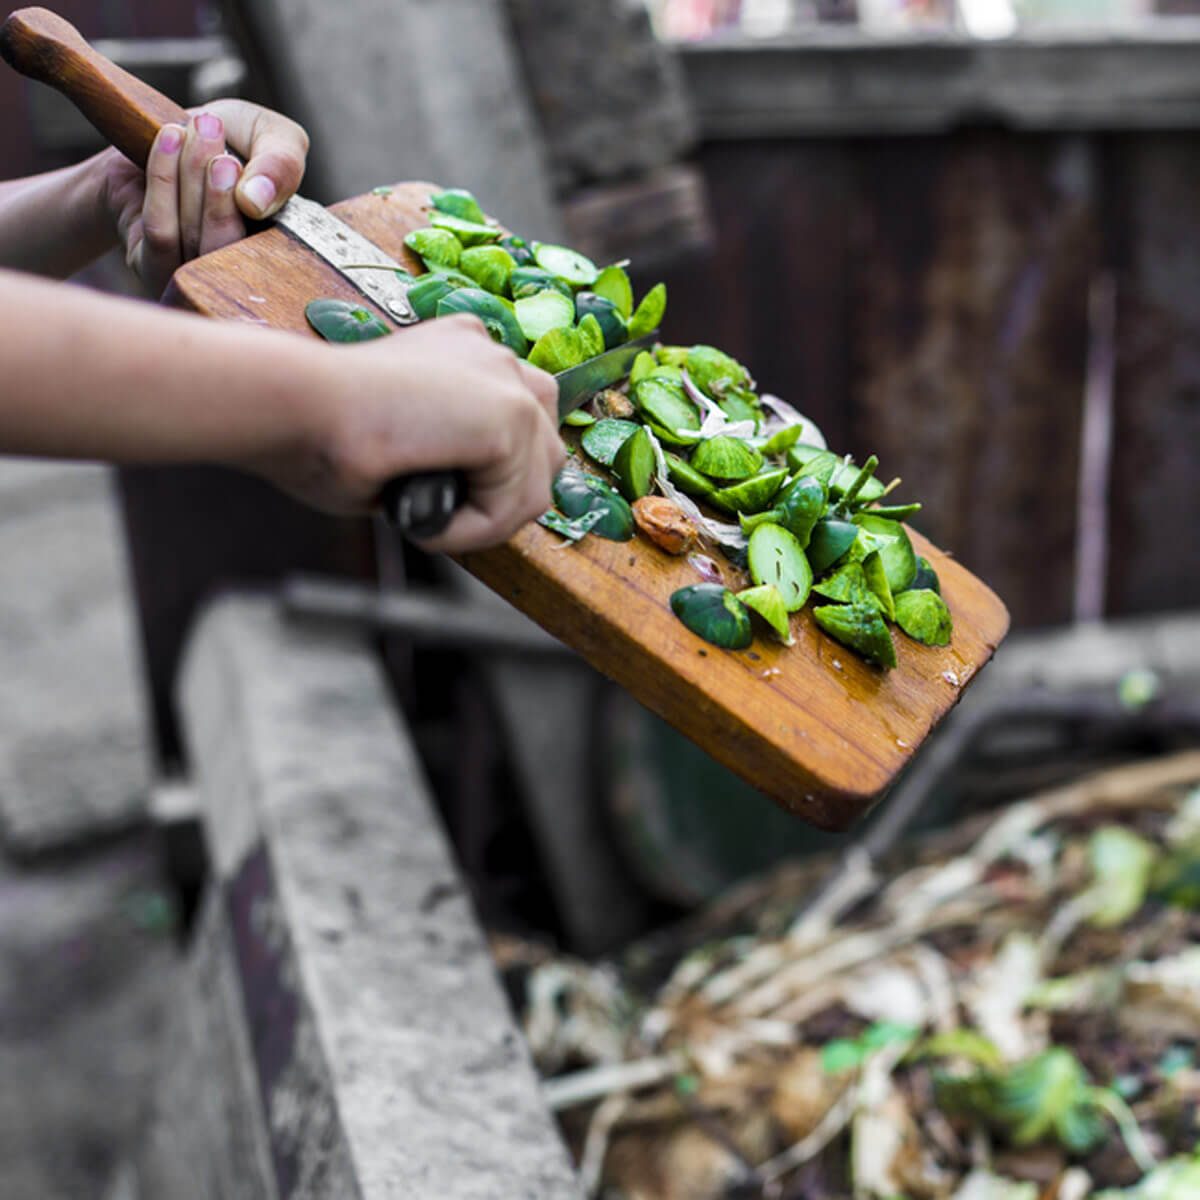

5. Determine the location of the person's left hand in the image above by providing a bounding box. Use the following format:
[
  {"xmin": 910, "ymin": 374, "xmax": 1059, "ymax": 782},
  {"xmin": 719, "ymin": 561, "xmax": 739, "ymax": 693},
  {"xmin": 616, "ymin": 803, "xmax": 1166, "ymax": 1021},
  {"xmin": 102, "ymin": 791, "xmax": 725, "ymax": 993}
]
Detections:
[{"xmin": 101, "ymin": 99, "xmax": 309, "ymax": 298}]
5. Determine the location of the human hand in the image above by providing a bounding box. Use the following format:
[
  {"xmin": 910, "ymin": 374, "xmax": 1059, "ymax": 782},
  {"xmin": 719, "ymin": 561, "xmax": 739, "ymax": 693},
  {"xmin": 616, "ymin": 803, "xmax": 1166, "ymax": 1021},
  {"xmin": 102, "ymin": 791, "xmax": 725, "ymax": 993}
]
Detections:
[
  {"xmin": 265, "ymin": 316, "xmax": 566, "ymax": 555},
  {"xmin": 102, "ymin": 99, "xmax": 309, "ymax": 297}
]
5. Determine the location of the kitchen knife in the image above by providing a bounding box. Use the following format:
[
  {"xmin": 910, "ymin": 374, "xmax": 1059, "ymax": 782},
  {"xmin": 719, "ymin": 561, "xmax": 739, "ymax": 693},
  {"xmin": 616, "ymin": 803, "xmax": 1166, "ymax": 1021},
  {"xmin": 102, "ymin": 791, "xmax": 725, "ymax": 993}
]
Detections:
[{"xmin": 0, "ymin": 6, "xmax": 654, "ymax": 539}]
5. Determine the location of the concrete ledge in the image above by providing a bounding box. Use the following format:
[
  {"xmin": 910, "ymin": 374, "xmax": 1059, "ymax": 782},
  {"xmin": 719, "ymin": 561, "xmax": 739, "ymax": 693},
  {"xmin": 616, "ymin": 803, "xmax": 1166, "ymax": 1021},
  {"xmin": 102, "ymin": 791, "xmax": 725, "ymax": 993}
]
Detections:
[
  {"xmin": 680, "ymin": 23, "xmax": 1200, "ymax": 136},
  {"xmin": 139, "ymin": 594, "xmax": 579, "ymax": 1198}
]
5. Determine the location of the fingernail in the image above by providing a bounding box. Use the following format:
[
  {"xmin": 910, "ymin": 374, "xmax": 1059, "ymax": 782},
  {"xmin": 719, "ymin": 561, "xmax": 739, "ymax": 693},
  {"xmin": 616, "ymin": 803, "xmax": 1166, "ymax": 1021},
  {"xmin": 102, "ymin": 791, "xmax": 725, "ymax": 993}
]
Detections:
[
  {"xmin": 241, "ymin": 174, "xmax": 277, "ymax": 216},
  {"xmin": 195, "ymin": 112, "xmax": 223, "ymax": 140},
  {"xmin": 158, "ymin": 126, "xmax": 183, "ymax": 154},
  {"xmin": 209, "ymin": 155, "xmax": 240, "ymax": 193}
]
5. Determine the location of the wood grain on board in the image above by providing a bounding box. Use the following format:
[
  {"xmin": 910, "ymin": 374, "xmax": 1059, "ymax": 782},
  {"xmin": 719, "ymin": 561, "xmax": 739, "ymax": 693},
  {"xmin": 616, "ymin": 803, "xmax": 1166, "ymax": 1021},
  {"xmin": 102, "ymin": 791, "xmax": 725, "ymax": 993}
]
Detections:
[{"xmin": 170, "ymin": 182, "xmax": 1010, "ymax": 828}]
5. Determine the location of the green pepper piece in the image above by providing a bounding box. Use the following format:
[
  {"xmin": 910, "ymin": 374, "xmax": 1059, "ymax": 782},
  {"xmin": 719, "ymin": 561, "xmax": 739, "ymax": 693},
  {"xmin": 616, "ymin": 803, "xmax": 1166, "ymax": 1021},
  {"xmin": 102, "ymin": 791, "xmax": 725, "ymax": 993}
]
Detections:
[
  {"xmin": 861, "ymin": 550, "xmax": 896, "ymax": 621},
  {"xmin": 628, "ymin": 282, "xmax": 667, "ymax": 339},
  {"xmin": 811, "ymin": 561, "xmax": 879, "ymax": 610},
  {"xmin": 533, "ymin": 242, "xmax": 599, "ymax": 287},
  {"xmin": 551, "ymin": 466, "xmax": 634, "ymax": 541},
  {"xmin": 713, "ymin": 467, "xmax": 788, "ymax": 514},
  {"xmin": 593, "ymin": 264, "xmax": 634, "ymax": 319},
  {"xmin": 511, "ymin": 266, "xmax": 574, "ymax": 300},
  {"xmin": 429, "ymin": 187, "xmax": 486, "ymax": 224},
  {"xmin": 428, "ymin": 211, "xmax": 501, "ymax": 246},
  {"xmin": 574, "ymin": 292, "xmax": 629, "ymax": 350},
  {"xmin": 740, "ymin": 475, "xmax": 826, "ymax": 545},
  {"xmin": 514, "ymin": 289, "xmax": 575, "ymax": 343},
  {"xmin": 633, "ymin": 377, "xmax": 701, "ymax": 437},
  {"xmin": 576, "ymin": 313, "xmax": 606, "ymax": 361},
  {"xmin": 909, "ymin": 556, "xmax": 941, "ymax": 594},
  {"xmin": 436, "ymin": 288, "xmax": 527, "ymax": 355},
  {"xmin": 807, "ymin": 517, "xmax": 860, "ymax": 574},
  {"xmin": 528, "ymin": 325, "xmax": 585, "ymax": 373},
  {"xmin": 893, "ymin": 589, "xmax": 952, "ymax": 646},
  {"xmin": 665, "ymin": 453, "xmax": 718, "ymax": 501},
  {"xmin": 813, "ymin": 603, "xmax": 897, "ymax": 669},
  {"xmin": 747, "ymin": 524, "xmax": 812, "ymax": 613},
  {"xmin": 305, "ymin": 298, "xmax": 392, "ymax": 343},
  {"xmin": 736, "ymin": 584, "xmax": 794, "ymax": 646},
  {"xmin": 581, "ymin": 418, "xmax": 640, "ymax": 467},
  {"xmin": 404, "ymin": 226, "xmax": 462, "ymax": 270},
  {"xmin": 852, "ymin": 514, "xmax": 918, "ymax": 593},
  {"xmin": 690, "ymin": 436, "xmax": 764, "ymax": 482},
  {"xmin": 459, "ymin": 244, "xmax": 517, "ymax": 296},
  {"xmin": 670, "ymin": 584, "xmax": 753, "ymax": 651},
  {"xmin": 686, "ymin": 344, "xmax": 751, "ymax": 399},
  {"xmin": 612, "ymin": 426, "xmax": 656, "ymax": 501}
]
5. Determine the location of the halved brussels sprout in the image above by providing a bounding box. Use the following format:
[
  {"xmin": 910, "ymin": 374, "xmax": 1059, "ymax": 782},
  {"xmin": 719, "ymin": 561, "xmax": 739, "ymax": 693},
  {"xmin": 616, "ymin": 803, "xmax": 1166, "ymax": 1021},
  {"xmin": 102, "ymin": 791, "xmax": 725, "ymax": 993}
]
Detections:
[
  {"xmin": 551, "ymin": 466, "xmax": 634, "ymax": 541},
  {"xmin": 529, "ymin": 326, "xmax": 585, "ymax": 373},
  {"xmin": 436, "ymin": 288, "xmax": 527, "ymax": 356},
  {"xmin": 459, "ymin": 245, "xmax": 517, "ymax": 296},
  {"xmin": 305, "ymin": 298, "xmax": 392, "ymax": 343},
  {"xmin": 737, "ymin": 584, "xmax": 794, "ymax": 645},
  {"xmin": 747, "ymin": 524, "xmax": 812, "ymax": 613},
  {"xmin": 690, "ymin": 436, "xmax": 764, "ymax": 482},
  {"xmin": 514, "ymin": 289, "xmax": 575, "ymax": 343},
  {"xmin": 612, "ymin": 426, "xmax": 656, "ymax": 501},
  {"xmin": 429, "ymin": 188, "xmax": 486, "ymax": 224},
  {"xmin": 574, "ymin": 292, "xmax": 629, "ymax": 350},
  {"xmin": 593, "ymin": 264, "xmax": 634, "ymax": 319},
  {"xmin": 670, "ymin": 584, "xmax": 753, "ymax": 651},
  {"xmin": 533, "ymin": 242, "xmax": 599, "ymax": 287},
  {"xmin": 429, "ymin": 211, "xmax": 501, "ymax": 246},
  {"xmin": 633, "ymin": 377, "xmax": 701, "ymax": 437},
  {"xmin": 894, "ymin": 589, "xmax": 952, "ymax": 646},
  {"xmin": 628, "ymin": 283, "xmax": 666, "ymax": 339},
  {"xmin": 511, "ymin": 267, "xmax": 574, "ymax": 300},
  {"xmin": 813, "ymin": 603, "xmax": 897, "ymax": 669},
  {"xmin": 581, "ymin": 418, "xmax": 640, "ymax": 467},
  {"xmin": 404, "ymin": 226, "xmax": 461, "ymax": 270}
]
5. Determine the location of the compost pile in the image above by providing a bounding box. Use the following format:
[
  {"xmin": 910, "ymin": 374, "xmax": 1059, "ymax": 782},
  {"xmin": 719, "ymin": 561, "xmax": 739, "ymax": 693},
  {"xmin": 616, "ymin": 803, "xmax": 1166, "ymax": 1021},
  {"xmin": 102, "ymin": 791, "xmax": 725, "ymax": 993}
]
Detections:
[{"xmin": 496, "ymin": 753, "xmax": 1200, "ymax": 1199}]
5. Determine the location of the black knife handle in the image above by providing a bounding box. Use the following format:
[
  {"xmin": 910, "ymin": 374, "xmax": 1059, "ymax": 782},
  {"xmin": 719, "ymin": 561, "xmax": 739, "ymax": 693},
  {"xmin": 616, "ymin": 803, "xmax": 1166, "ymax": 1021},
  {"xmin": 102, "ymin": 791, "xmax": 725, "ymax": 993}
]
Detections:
[{"xmin": 381, "ymin": 470, "xmax": 467, "ymax": 540}]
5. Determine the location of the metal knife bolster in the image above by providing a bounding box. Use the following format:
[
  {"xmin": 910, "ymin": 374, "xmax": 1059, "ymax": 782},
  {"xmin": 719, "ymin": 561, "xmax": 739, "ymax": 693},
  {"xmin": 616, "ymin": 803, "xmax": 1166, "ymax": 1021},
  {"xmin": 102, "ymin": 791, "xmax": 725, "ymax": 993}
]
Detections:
[{"xmin": 275, "ymin": 195, "xmax": 418, "ymax": 325}]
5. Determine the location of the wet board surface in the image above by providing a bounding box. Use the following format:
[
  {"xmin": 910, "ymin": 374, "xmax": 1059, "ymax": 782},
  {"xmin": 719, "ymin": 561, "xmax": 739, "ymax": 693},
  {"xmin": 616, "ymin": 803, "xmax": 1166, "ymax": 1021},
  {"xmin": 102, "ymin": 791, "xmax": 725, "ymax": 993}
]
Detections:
[{"xmin": 169, "ymin": 181, "xmax": 1010, "ymax": 829}]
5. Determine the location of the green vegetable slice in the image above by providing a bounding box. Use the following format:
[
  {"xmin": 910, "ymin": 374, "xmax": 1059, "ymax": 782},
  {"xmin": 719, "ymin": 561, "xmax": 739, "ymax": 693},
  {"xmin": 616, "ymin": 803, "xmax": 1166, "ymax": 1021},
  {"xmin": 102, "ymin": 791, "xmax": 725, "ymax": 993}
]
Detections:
[
  {"xmin": 909, "ymin": 556, "xmax": 941, "ymax": 594},
  {"xmin": 511, "ymin": 266, "xmax": 574, "ymax": 300},
  {"xmin": 611, "ymin": 426, "xmax": 656, "ymax": 501},
  {"xmin": 514, "ymin": 289, "xmax": 575, "ymax": 343},
  {"xmin": 893, "ymin": 588, "xmax": 951, "ymax": 645},
  {"xmin": 713, "ymin": 467, "xmax": 788, "ymax": 514},
  {"xmin": 736, "ymin": 584, "xmax": 793, "ymax": 645},
  {"xmin": 459, "ymin": 245, "xmax": 516, "ymax": 296},
  {"xmin": 853, "ymin": 514, "xmax": 918, "ymax": 593},
  {"xmin": 759, "ymin": 423, "xmax": 808, "ymax": 457},
  {"xmin": 665, "ymin": 453, "xmax": 718, "ymax": 500},
  {"xmin": 811, "ymin": 561, "xmax": 879, "ymax": 610},
  {"xmin": 633, "ymin": 377, "xmax": 701, "ymax": 436},
  {"xmin": 581, "ymin": 418, "xmax": 639, "ymax": 466},
  {"xmin": 593, "ymin": 264, "xmax": 634, "ymax": 319},
  {"xmin": 562, "ymin": 409, "xmax": 595, "ymax": 428},
  {"xmin": 690, "ymin": 436, "xmax": 764, "ymax": 482},
  {"xmin": 576, "ymin": 314, "xmax": 605, "ymax": 361},
  {"xmin": 740, "ymin": 475, "xmax": 826, "ymax": 545},
  {"xmin": 717, "ymin": 386, "xmax": 762, "ymax": 429},
  {"xmin": 861, "ymin": 550, "xmax": 896, "ymax": 621},
  {"xmin": 551, "ymin": 467, "xmax": 634, "ymax": 541},
  {"xmin": 628, "ymin": 282, "xmax": 667, "ymax": 339},
  {"xmin": 747, "ymin": 524, "xmax": 812, "ymax": 613},
  {"xmin": 407, "ymin": 270, "xmax": 474, "ymax": 321},
  {"xmin": 428, "ymin": 211, "xmax": 501, "ymax": 246},
  {"xmin": 499, "ymin": 235, "xmax": 534, "ymax": 265},
  {"xmin": 533, "ymin": 242, "xmax": 599, "ymax": 286},
  {"xmin": 868, "ymin": 502, "xmax": 922, "ymax": 521},
  {"xmin": 786, "ymin": 446, "xmax": 840, "ymax": 490},
  {"xmin": 686, "ymin": 344, "xmax": 751, "ymax": 399},
  {"xmin": 429, "ymin": 187, "xmax": 486, "ymax": 224},
  {"xmin": 528, "ymin": 326, "xmax": 585, "ymax": 373},
  {"xmin": 305, "ymin": 298, "xmax": 391, "ymax": 343},
  {"xmin": 656, "ymin": 345, "xmax": 689, "ymax": 367},
  {"xmin": 403, "ymin": 226, "xmax": 461, "ymax": 270},
  {"xmin": 670, "ymin": 584, "xmax": 753, "ymax": 651},
  {"xmin": 630, "ymin": 351, "xmax": 657, "ymax": 386},
  {"xmin": 574, "ymin": 292, "xmax": 628, "ymax": 349},
  {"xmin": 436, "ymin": 288, "xmax": 527, "ymax": 356},
  {"xmin": 805, "ymin": 517, "xmax": 859, "ymax": 573},
  {"xmin": 538, "ymin": 507, "xmax": 604, "ymax": 543},
  {"xmin": 812, "ymin": 603, "xmax": 897, "ymax": 669}
]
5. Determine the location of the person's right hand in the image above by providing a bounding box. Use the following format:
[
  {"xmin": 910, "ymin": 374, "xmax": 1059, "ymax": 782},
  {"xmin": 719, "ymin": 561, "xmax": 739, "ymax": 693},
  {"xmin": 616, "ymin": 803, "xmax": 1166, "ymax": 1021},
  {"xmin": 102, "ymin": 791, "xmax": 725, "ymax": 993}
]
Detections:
[{"xmin": 267, "ymin": 315, "xmax": 566, "ymax": 554}]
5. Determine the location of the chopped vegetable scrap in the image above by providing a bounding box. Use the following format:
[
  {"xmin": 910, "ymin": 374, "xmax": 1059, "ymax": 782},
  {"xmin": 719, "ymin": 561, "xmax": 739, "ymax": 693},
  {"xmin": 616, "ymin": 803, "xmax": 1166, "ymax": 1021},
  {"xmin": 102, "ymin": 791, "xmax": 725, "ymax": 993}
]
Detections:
[{"xmin": 304, "ymin": 186, "xmax": 953, "ymax": 669}]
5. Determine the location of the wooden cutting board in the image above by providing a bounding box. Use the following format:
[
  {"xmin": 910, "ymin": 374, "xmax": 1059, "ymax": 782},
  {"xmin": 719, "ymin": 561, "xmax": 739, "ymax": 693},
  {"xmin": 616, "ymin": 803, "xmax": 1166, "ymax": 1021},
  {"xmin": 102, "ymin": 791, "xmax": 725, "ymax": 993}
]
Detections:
[{"xmin": 167, "ymin": 182, "xmax": 1009, "ymax": 829}]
